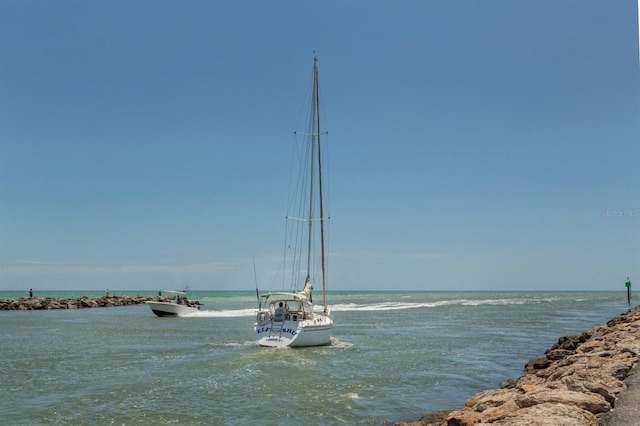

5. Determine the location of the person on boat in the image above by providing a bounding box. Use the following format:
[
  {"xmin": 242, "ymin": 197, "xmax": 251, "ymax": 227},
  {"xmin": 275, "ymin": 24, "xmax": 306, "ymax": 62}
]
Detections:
[{"xmin": 275, "ymin": 302, "xmax": 286, "ymax": 322}]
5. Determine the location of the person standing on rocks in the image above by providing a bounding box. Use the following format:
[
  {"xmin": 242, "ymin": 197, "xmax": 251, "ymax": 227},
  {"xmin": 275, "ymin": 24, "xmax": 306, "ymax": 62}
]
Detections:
[{"xmin": 29, "ymin": 288, "xmax": 33, "ymax": 298}]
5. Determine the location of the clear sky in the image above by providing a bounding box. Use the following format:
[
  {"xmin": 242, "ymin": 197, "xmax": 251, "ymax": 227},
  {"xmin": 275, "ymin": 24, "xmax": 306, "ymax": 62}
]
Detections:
[{"xmin": 1, "ymin": 1, "xmax": 638, "ymax": 292}]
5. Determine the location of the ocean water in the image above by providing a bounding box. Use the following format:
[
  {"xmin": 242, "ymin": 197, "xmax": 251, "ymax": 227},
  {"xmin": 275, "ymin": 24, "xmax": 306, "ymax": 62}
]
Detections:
[{"xmin": 0, "ymin": 290, "xmax": 633, "ymax": 425}]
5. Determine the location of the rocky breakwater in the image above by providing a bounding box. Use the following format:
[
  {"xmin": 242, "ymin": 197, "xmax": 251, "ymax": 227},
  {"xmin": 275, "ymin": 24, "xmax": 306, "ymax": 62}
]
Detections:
[
  {"xmin": 397, "ymin": 305, "xmax": 640, "ymax": 426},
  {"xmin": 0, "ymin": 295, "xmax": 156, "ymax": 310}
]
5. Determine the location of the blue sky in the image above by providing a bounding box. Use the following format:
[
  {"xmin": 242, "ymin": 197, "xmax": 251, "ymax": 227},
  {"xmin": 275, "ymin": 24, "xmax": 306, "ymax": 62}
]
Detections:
[{"xmin": 1, "ymin": 1, "xmax": 638, "ymax": 292}]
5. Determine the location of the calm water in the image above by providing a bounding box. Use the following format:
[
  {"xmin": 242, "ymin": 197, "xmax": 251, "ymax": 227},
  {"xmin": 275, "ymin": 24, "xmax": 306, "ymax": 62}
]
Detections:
[{"xmin": 0, "ymin": 290, "xmax": 633, "ymax": 425}]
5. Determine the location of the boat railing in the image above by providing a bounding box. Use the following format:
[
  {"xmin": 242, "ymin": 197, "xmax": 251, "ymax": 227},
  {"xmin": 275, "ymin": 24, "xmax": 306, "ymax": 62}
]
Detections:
[
  {"xmin": 257, "ymin": 311, "xmax": 269, "ymax": 323},
  {"xmin": 256, "ymin": 308, "xmax": 308, "ymax": 324}
]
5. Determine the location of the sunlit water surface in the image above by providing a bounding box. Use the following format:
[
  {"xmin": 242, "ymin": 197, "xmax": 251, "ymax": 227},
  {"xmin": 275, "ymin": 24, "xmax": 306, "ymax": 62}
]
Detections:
[{"xmin": 0, "ymin": 290, "xmax": 631, "ymax": 425}]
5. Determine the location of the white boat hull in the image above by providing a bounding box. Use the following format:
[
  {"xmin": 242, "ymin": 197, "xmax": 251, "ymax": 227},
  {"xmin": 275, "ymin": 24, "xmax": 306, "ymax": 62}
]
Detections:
[
  {"xmin": 146, "ymin": 301, "xmax": 200, "ymax": 317},
  {"xmin": 255, "ymin": 314, "xmax": 333, "ymax": 347}
]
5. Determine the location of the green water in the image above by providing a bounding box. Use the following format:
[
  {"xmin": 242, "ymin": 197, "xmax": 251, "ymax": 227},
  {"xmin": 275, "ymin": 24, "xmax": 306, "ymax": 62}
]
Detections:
[{"xmin": 0, "ymin": 291, "xmax": 632, "ymax": 425}]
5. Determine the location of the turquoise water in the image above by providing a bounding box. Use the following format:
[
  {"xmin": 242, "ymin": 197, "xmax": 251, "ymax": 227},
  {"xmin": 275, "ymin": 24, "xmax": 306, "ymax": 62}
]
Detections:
[{"xmin": 0, "ymin": 291, "xmax": 633, "ymax": 425}]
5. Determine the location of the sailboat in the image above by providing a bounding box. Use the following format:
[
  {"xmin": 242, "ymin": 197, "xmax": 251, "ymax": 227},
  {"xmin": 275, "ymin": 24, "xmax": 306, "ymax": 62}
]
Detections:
[{"xmin": 254, "ymin": 55, "xmax": 333, "ymax": 347}]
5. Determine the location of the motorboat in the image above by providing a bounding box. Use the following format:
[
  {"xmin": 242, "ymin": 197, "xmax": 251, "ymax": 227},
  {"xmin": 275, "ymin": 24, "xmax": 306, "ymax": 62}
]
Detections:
[{"xmin": 146, "ymin": 290, "xmax": 202, "ymax": 317}]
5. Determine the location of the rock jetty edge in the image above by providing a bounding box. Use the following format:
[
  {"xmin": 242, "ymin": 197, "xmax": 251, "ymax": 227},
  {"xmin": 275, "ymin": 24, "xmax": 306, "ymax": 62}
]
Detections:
[
  {"xmin": 0, "ymin": 295, "xmax": 156, "ymax": 310},
  {"xmin": 396, "ymin": 305, "xmax": 640, "ymax": 426}
]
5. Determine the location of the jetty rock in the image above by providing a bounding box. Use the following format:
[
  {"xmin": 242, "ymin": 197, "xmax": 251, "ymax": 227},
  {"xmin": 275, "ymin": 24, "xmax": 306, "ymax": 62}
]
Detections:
[
  {"xmin": 0, "ymin": 295, "xmax": 156, "ymax": 311},
  {"xmin": 395, "ymin": 305, "xmax": 640, "ymax": 426}
]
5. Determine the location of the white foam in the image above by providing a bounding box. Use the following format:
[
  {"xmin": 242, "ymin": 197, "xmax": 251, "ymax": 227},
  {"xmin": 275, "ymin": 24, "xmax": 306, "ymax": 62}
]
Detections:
[
  {"xmin": 329, "ymin": 297, "xmax": 547, "ymax": 312},
  {"xmin": 182, "ymin": 308, "xmax": 256, "ymax": 318},
  {"xmin": 177, "ymin": 296, "xmax": 554, "ymax": 317}
]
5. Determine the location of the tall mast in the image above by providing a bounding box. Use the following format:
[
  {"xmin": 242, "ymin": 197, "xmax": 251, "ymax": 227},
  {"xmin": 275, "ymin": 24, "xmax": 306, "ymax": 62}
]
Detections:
[
  {"xmin": 315, "ymin": 56, "xmax": 328, "ymax": 311},
  {"xmin": 305, "ymin": 54, "xmax": 328, "ymax": 312},
  {"xmin": 305, "ymin": 56, "xmax": 318, "ymax": 281}
]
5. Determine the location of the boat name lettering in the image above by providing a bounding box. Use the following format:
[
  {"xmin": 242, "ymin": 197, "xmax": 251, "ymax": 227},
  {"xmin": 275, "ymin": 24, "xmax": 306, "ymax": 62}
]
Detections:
[{"xmin": 282, "ymin": 328, "xmax": 297, "ymax": 335}]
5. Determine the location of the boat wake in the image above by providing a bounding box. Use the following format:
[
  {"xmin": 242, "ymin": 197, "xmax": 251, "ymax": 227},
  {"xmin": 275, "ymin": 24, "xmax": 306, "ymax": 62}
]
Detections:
[
  {"xmin": 172, "ymin": 297, "xmax": 555, "ymax": 317},
  {"xmin": 182, "ymin": 308, "xmax": 256, "ymax": 318},
  {"xmin": 330, "ymin": 297, "xmax": 550, "ymax": 312}
]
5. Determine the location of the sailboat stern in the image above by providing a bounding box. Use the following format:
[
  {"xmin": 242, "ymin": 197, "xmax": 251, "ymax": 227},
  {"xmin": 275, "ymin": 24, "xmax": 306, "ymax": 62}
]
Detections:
[
  {"xmin": 255, "ymin": 321, "xmax": 298, "ymax": 347},
  {"xmin": 254, "ymin": 313, "xmax": 333, "ymax": 347}
]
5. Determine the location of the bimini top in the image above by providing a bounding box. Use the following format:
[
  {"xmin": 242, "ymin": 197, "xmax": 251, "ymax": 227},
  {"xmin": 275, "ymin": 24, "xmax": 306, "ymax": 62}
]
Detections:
[
  {"xmin": 259, "ymin": 280, "xmax": 313, "ymax": 303},
  {"xmin": 161, "ymin": 290, "xmax": 188, "ymax": 297}
]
